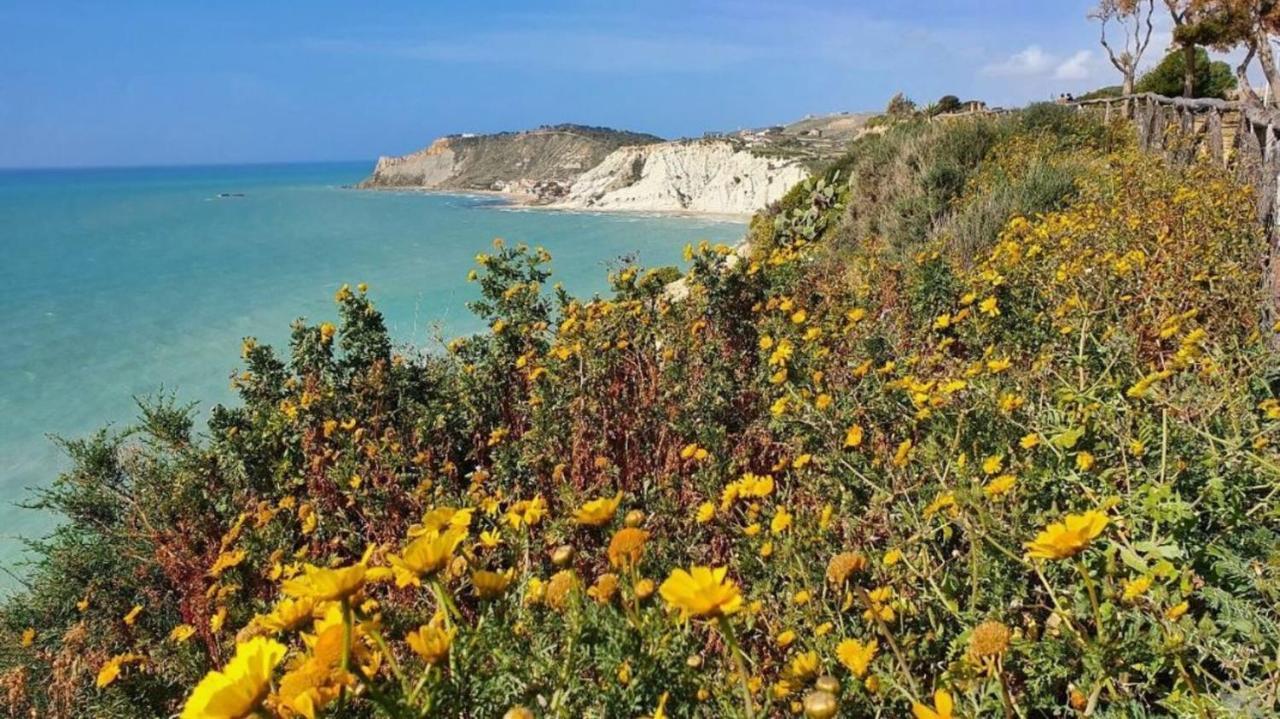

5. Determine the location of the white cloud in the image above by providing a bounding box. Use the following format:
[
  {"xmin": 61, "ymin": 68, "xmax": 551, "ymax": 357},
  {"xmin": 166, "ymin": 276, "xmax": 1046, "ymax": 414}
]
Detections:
[
  {"xmin": 982, "ymin": 45, "xmax": 1054, "ymax": 77},
  {"xmin": 1053, "ymin": 50, "xmax": 1092, "ymax": 80}
]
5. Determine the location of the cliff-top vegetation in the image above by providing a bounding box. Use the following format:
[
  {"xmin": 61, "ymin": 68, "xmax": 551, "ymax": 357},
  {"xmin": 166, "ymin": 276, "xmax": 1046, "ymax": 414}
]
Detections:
[{"xmin": 2, "ymin": 104, "xmax": 1278, "ymax": 718}]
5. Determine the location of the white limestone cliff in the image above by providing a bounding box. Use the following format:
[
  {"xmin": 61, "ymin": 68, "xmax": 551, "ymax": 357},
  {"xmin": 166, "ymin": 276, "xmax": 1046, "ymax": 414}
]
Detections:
[{"xmin": 551, "ymin": 140, "xmax": 809, "ymax": 216}]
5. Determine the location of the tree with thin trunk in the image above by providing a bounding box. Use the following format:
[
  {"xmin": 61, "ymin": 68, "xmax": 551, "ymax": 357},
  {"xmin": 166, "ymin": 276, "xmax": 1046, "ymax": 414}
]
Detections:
[
  {"xmin": 1190, "ymin": 0, "xmax": 1280, "ymax": 105},
  {"xmin": 1165, "ymin": 0, "xmax": 1201, "ymax": 96},
  {"xmin": 1092, "ymin": 0, "xmax": 1157, "ymax": 96}
]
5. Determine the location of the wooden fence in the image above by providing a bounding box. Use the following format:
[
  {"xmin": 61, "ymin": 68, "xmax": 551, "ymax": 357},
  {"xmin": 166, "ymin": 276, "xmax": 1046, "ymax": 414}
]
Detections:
[{"xmin": 1073, "ymin": 92, "xmax": 1280, "ymax": 317}]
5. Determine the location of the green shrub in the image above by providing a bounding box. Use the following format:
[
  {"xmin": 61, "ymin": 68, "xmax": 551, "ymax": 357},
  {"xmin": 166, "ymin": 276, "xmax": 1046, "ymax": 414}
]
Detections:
[
  {"xmin": 1136, "ymin": 47, "xmax": 1236, "ymax": 99},
  {"xmin": 1, "ymin": 108, "xmax": 1277, "ymax": 719}
]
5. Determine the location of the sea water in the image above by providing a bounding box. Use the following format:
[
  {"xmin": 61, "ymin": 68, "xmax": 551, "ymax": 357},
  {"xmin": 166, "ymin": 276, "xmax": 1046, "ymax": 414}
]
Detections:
[{"xmin": 0, "ymin": 162, "xmax": 743, "ymax": 576}]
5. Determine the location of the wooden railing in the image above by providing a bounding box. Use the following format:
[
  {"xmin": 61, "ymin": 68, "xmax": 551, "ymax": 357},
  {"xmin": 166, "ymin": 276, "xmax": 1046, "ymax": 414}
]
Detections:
[{"xmin": 1073, "ymin": 93, "xmax": 1280, "ymax": 317}]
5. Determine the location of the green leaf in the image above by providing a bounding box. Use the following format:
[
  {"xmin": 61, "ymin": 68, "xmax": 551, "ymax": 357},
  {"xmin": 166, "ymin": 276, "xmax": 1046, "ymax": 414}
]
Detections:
[
  {"xmin": 1052, "ymin": 426, "xmax": 1085, "ymax": 449},
  {"xmin": 1118, "ymin": 545, "xmax": 1149, "ymax": 573}
]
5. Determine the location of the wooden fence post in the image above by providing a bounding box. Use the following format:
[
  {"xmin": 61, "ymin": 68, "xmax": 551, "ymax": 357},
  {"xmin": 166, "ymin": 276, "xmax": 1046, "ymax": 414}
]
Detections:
[
  {"xmin": 1070, "ymin": 93, "xmax": 1280, "ymax": 335},
  {"xmin": 1208, "ymin": 110, "xmax": 1224, "ymax": 166}
]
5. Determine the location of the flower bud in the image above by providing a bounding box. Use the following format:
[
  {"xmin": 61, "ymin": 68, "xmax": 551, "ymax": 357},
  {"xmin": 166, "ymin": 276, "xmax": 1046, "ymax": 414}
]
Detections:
[{"xmin": 803, "ymin": 689, "xmax": 838, "ymax": 719}]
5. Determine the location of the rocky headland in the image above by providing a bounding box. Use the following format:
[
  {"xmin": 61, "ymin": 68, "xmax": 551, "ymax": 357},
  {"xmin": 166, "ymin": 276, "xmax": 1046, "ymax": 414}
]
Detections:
[{"xmin": 360, "ymin": 113, "xmax": 874, "ymax": 216}]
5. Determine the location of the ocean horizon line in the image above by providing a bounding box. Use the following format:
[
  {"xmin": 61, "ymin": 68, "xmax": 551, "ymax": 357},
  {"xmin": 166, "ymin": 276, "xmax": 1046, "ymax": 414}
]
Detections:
[{"xmin": 0, "ymin": 158, "xmax": 375, "ymax": 174}]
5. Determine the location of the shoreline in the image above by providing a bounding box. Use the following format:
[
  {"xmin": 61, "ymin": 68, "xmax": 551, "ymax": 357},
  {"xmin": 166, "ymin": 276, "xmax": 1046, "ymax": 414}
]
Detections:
[{"xmin": 353, "ymin": 184, "xmax": 752, "ymax": 224}]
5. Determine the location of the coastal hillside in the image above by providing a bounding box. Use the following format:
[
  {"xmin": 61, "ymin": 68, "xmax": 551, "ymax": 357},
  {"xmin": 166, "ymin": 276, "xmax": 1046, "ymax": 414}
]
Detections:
[
  {"xmin": 5, "ymin": 104, "xmax": 1280, "ymax": 718},
  {"xmin": 358, "ymin": 124, "xmax": 661, "ymax": 199},
  {"xmin": 362, "ymin": 113, "xmax": 874, "ymax": 215}
]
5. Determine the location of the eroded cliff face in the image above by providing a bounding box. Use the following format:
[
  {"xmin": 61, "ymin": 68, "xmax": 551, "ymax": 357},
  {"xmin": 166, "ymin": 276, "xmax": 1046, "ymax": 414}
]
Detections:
[
  {"xmin": 358, "ymin": 125, "xmax": 661, "ymax": 200},
  {"xmin": 551, "ymin": 140, "xmax": 809, "ymax": 216},
  {"xmin": 361, "ymin": 113, "xmax": 873, "ymax": 214}
]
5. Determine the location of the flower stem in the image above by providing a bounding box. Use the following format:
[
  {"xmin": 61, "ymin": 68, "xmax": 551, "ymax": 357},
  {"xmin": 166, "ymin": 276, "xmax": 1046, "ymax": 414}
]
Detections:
[
  {"xmin": 1075, "ymin": 558, "xmax": 1106, "ymax": 643},
  {"xmin": 716, "ymin": 616, "xmax": 755, "ymax": 719},
  {"xmin": 430, "ymin": 578, "xmax": 462, "ymax": 626},
  {"xmin": 339, "ymin": 598, "xmax": 353, "ymax": 709},
  {"xmin": 855, "ymin": 586, "xmax": 918, "ymax": 695}
]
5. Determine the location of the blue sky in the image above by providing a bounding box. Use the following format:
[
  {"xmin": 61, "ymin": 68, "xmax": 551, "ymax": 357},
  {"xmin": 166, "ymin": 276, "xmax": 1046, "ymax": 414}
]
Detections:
[{"xmin": 0, "ymin": 1, "xmax": 1188, "ymax": 168}]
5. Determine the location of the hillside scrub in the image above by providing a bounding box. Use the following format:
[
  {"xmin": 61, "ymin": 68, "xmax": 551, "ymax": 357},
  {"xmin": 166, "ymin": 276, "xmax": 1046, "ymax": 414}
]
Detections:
[{"xmin": 3, "ymin": 105, "xmax": 1279, "ymax": 718}]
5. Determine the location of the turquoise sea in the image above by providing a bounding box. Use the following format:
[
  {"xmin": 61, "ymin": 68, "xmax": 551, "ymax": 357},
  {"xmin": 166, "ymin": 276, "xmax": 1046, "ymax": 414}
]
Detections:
[{"xmin": 0, "ymin": 162, "xmax": 743, "ymax": 574}]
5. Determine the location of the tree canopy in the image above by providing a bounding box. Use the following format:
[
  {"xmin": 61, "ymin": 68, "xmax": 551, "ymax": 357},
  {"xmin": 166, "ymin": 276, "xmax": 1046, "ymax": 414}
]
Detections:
[{"xmin": 1136, "ymin": 46, "xmax": 1237, "ymax": 97}]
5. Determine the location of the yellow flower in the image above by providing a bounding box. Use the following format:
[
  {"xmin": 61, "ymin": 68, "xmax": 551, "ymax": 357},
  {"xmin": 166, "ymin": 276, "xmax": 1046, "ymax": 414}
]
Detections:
[
  {"xmin": 771, "ymin": 508, "xmax": 793, "ymax": 535},
  {"xmin": 836, "ymin": 638, "xmax": 878, "ymax": 678},
  {"xmin": 472, "ymin": 568, "xmax": 514, "ymax": 599},
  {"xmin": 776, "ymin": 629, "xmax": 796, "ymax": 648},
  {"xmin": 524, "ymin": 577, "xmax": 546, "ymax": 605},
  {"xmin": 179, "ymin": 637, "xmax": 286, "ymax": 719},
  {"xmin": 479, "ymin": 530, "xmax": 502, "ymax": 549},
  {"xmin": 607, "ymin": 527, "xmax": 650, "ymax": 569},
  {"xmin": 786, "ymin": 650, "xmax": 819, "ymax": 681},
  {"xmin": 96, "ymin": 653, "xmax": 145, "ymax": 689},
  {"xmin": 695, "ymin": 501, "xmax": 715, "ymax": 524},
  {"xmin": 883, "ymin": 548, "xmax": 903, "ymax": 567},
  {"xmin": 969, "ymin": 621, "xmax": 1010, "ymax": 658},
  {"xmin": 505, "ymin": 496, "xmax": 546, "ymax": 529},
  {"xmin": 923, "ymin": 492, "xmax": 956, "ymax": 519},
  {"xmin": 826, "ymin": 551, "xmax": 867, "ymax": 585},
  {"xmin": 588, "ymin": 573, "xmax": 620, "ymax": 604},
  {"xmin": 406, "ymin": 613, "xmax": 455, "ymax": 665},
  {"xmin": 1025, "ymin": 510, "xmax": 1110, "ymax": 560},
  {"xmin": 844, "ymin": 425, "xmax": 865, "ymax": 448},
  {"xmin": 170, "ymin": 624, "xmax": 197, "ymax": 643},
  {"xmin": 210, "ymin": 606, "xmax": 227, "ymax": 634},
  {"xmin": 545, "ymin": 570, "xmax": 578, "ymax": 611},
  {"xmin": 653, "ymin": 692, "xmax": 670, "ymax": 719},
  {"xmin": 986, "ymin": 357, "xmax": 1012, "ymax": 373},
  {"xmin": 573, "ymin": 493, "xmax": 622, "ymax": 527},
  {"xmin": 981, "ymin": 454, "xmax": 1003, "ymax": 475},
  {"xmin": 979, "ymin": 296, "xmax": 1000, "ymax": 317},
  {"xmin": 634, "ymin": 578, "xmax": 656, "ymax": 600},
  {"xmin": 409, "ymin": 506, "xmax": 474, "ymax": 536},
  {"xmin": 912, "ymin": 688, "xmax": 954, "ymax": 719},
  {"xmin": 255, "ymin": 596, "xmax": 315, "ymax": 634},
  {"xmin": 1019, "ymin": 433, "xmax": 1040, "ymax": 449},
  {"xmin": 892, "ymin": 439, "xmax": 913, "ymax": 467},
  {"xmin": 96, "ymin": 658, "xmax": 123, "ymax": 689},
  {"xmin": 862, "ymin": 586, "xmax": 894, "ymax": 622},
  {"xmin": 659, "ymin": 566, "xmax": 743, "ymax": 620},
  {"xmin": 771, "ymin": 396, "xmax": 790, "ymax": 417},
  {"xmin": 1075, "ymin": 451, "xmax": 1095, "ymax": 472},
  {"xmin": 387, "ymin": 528, "xmax": 466, "ymax": 588},
  {"xmin": 983, "ymin": 474, "xmax": 1017, "ymax": 499},
  {"xmin": 1165, "ymin": 601, "xmax": 1190, "ymax": 621},
  {"xmin": 1122, "ymin": 576, "xmax": 1152, "ymax": 602},
  {"xmin": 281, "ymin": 562, "xmax": 368, "ymax": 601},
  {"xmin": 123, "ymin": 604, "xmax": 143, "ymax": 627},
  {"xmin": 20, "ymin": 628, "xmax": 34, "ymax": 647}
]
